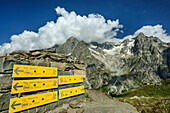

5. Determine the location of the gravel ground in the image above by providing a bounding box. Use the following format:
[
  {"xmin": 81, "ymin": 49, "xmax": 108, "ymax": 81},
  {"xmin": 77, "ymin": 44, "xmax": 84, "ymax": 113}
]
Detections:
[{"xmin": 47, "ymin": 90, "xmax": 138, "ymax": 113}]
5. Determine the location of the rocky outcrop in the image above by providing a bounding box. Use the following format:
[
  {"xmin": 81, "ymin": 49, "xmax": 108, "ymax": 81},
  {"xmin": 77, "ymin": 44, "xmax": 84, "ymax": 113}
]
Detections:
[
  {"xmin": 100, "ymin": 33, "xmax": 170, "ymax": 94},
  {"xmin": 54, "ymin": 34, "xmax": 170, "ymax": 95},
  {"xmin": 71, "ymin": 40, "xmax": 111, "ymax": 89},
  {"xmin": 88, "ymin": 41, "xmax": 115, "ymax": 50},
  {"xmin": 71, "ymin": 41, "xmax": 91, "ymax": 61},
  {"xmin": 126, "ymin": 33, "xmax": 170, "ymax": 81},
  {"xmin": 102, "ymin": 33, "xmax": 170, "ymax": 94},
  {"xmin": 0, "ymin": 51, "xmax": 86, "ymax": 113},
  {"xmin": 56, "ymin": 37, "xmax": 79, "ymax": 55}
]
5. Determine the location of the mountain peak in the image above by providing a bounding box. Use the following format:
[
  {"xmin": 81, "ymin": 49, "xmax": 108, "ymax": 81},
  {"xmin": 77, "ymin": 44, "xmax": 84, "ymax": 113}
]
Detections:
[
  {"xmin": 136, "ymin": 32, "xmax": 145, "ymax": 39},
  {"xmin": 79, "ymin": 40, "xmax": 86, "ymax": 45},
  {"xmin": 66, "ymin": 37, "xmax": 79, "ymax": 43},
  {"xmin": 71, "ymin": 40, "xmax": 91, "ymax": 61},
  {"xmin": 55, "ymin": 37, "xmax": 79, "ymax": 54}
]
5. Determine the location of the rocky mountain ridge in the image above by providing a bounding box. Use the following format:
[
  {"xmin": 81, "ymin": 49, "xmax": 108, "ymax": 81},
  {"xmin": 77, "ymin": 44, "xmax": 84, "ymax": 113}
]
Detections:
[
  {"xmin": 51, "ymin": 33, "xmax": 170, "ymax": 94},
  {"xmin": 1, "ymin": 33, "xmax": 170, "ymax": 95},
  {"xmin": 0, "ymin": 45, "xmax": 139, "ymax": 113},
  {"xmin": 0, "ymin": 32, "xmax": 169, "ymax": 113}
]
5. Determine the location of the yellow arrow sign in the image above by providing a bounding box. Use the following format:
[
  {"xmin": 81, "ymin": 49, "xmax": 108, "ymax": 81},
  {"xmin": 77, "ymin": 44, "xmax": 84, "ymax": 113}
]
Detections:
[
  {"xmin": 13, "ymin": 64, "xmax": 58, "ymax": 78},
  {"xmin": 59, "ymin": 86, "xmax": 85, "ymax": 99},
  {"xmin": 11, "ymin": 79, "xmax": 58, "ymax": 94},
  {"xmin": 9, "ymin": 91, "xmax": 58, "ymax": 113},
  {"xmin": 59, "ymin": 75, "xmax": 83, "ymax": 85}
]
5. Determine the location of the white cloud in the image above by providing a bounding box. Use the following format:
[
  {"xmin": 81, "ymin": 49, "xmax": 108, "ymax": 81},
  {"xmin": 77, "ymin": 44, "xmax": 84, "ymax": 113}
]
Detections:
[
  {"xmin": 123, "ymin": 25, "xmax": 170, "ymax": 43},
  {"xmin": 0, "ymin": 6, "xmax": 123, "ymax": 55}
]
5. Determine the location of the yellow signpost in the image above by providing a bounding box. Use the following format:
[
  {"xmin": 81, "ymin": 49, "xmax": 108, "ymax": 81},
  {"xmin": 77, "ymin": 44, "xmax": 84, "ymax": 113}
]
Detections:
[
  {"xmin": 9, "ymin": 91, "xmax": 58, "ymax": 113},
  {"xmin": 59, "ymin": 86, "xmax": 85, "ymax": 99},
  {"xmin": 59, "ymin": 75, "xmax": 83, "ymax": 85},
  {"xmin": 11, "ymin": 79, "xmax": 58, "ymax": 94},
  {"xmin": 13, "ymin": 64, "xmax": 58, "ymax": 78},
  {"xmin": 9, "ymin": 64, "xmax": 85, "ymax": 113}
]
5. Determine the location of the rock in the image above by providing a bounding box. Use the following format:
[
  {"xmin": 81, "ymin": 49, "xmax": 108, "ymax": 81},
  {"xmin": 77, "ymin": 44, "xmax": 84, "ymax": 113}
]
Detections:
[
  {"xmin": 73, "ymin": 70, "xmax": 86, "ymax": 75},
  {"xmin": 124, "ymin": 99, "xmax": 128, "ymax": 102},
  {"xmin": 76, "ymin": 107, "xmax": 84, "ymax": 113},
  {"xmin": 35, "ymin": 106, "xmax": 46, "ymax": 113},
  {"xmin": 67, "ymin": 108, "xmax": 77, "ymax": 113},
  {"xmin": 49, "ymin": 103, "xmax": 69, "ymax": 113},
  {"xmin": 27, "ymin": 107, "xmax": 36, "ymax": 113},
  {"xmin": 71, "ymin": 41, "xmax": 91, "ymax": 61},
  {"xmin": 31, "ymin": 51, "xmax": 42, "ymax": 56},
  {"xmin": 49, "ymin": 56, "xmax": 63, "ymax": 61},
  {"xmin": 0, "ymin": 74, "xmax": 12, "ymax": 90},
  {"xmin": 64, "ymin": 63, "xmax": 74, "ymax": 71},
  {"xmin": 29, "ymin": 50, "xmax": 41, "ymax": 53},
  {"xmin": 50, "ymin": 62, "xmax": 67, "ymax": 70},
  {"xmin": 8, "ymin": 51, "xmax": 30, "ymax": 58},
  {"xmin": 56, "ymin": 37, "xmax": 79, "ymax": 55},
  {"xmin": 130, "ymin": 96, "xmax": 140, "ymax": 100},
  {"xmin": 0, "ymin": 57, "xmax": 28, "ymax": 73},
  {"xmin": 45, "ymin": 48, "xmax": 56, "ymax": 53},
  {"xmin": 30, "ymin": 59, "xmax": 49, "ymax": 66},
  {"xmin": 0, "ymin": 93, "xmax": 10, "ymax": 111},
  {"xmin": 59, "ymin": 70, "xmax": 72, "ymax": 75},
  {"xmin": 46, "ymin": 102, "xmax": 59, "ymax": 112},
  {"xmin": 0, "ymin": 110, "xmax": 8, "ymax": 113},
  {"xmin": 74, "ymin": 64, "xmax": 86, "ymax": 70},
  {"xmin": 0, "ymin": 57, "xmax": 12, "ymax": 73},
  {"xmin": 58, "ymin": 108, "xmax": 67, "ymax": 113},
  {"xmin": 140, "ymin": 96, "xmax": 145, "ymax": 98},
  {"xmin": 36, "ymin": 54, "xmax": 47, "ymax": 59},
  {"xmin": 69, "ymin": 100, "xmax": 81, "ymax": 109}
]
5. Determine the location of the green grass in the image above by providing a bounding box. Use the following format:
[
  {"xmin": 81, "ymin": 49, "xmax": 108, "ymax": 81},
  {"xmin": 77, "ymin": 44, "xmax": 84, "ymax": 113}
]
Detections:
[{"xmin": 113, "ymin": 79, "xmax": 170, "ymax": 113}]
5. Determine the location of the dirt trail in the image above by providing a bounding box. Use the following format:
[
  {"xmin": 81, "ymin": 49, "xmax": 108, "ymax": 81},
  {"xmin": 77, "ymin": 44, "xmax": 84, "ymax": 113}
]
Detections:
[
  {"xmin": 82, "ymin": 90, "xmax": 138, "ymax": 113},
  {"xmin": 49, "ymin": 90, "xmax": 138, "ymax": 113}
]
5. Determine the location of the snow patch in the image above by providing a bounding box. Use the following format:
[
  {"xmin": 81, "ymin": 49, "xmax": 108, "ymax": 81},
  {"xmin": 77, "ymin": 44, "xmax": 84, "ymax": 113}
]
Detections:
[
  {"xmin": 91, "ymin": 45, "xmax": 97, "ymax": 49},
  {"xmin": 103, "ymin": 39, "xmax": 135, "ymax": 56},
  {"xmin": 0, "ymin": 74, "xmax": 4, "ymax": 77},
  {"xmin": 127, "ymin": 39, "xmax": 135, "ymax": 48},
  {"xmin": 103, "ymin": 43, "xmax": 124, "ymax": 55},
  {"xmin": 89, "ymin": 48, "xmax": 100, "ymax": 55}
]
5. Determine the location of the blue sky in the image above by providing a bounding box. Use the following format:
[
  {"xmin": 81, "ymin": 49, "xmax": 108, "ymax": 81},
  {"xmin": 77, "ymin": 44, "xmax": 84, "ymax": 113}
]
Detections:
[{"xmin": 0, "ymin": 0, "xmax": 170, "ymax": 45}]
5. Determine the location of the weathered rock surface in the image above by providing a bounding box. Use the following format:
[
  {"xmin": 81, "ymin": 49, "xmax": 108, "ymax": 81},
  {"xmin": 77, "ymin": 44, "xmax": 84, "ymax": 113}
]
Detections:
[
  {"xmin": 0, "ymin": 51, "xmax": 86, "ymax": 113},
  {"xmin": 56, "ymin": 37, "xmax": 79, "ymax": 55},
  {"xmin": 53, "ymin": 34, "xmax": 170, "ymax": 95}
]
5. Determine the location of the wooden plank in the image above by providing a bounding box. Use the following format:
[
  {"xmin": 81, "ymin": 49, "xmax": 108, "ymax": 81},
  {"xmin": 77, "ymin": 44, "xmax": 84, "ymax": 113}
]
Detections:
[
  {"xmin": 11, "ymin": 79, "xmax": 58, "ymax": 94},
  {"xmin": 13, "ymin": 64, "xmax": 58, "ymax": 78},
  {"xmin": 59, "ymin": 86, "xmax": 85, "ymax": 99},
  {"xmin": 59, "ymin": 75, "xmax": 83, "ymax": 85},
  {"xmin": 9, "ymin": 91, "xmax": 58, "ymax": 113}
]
